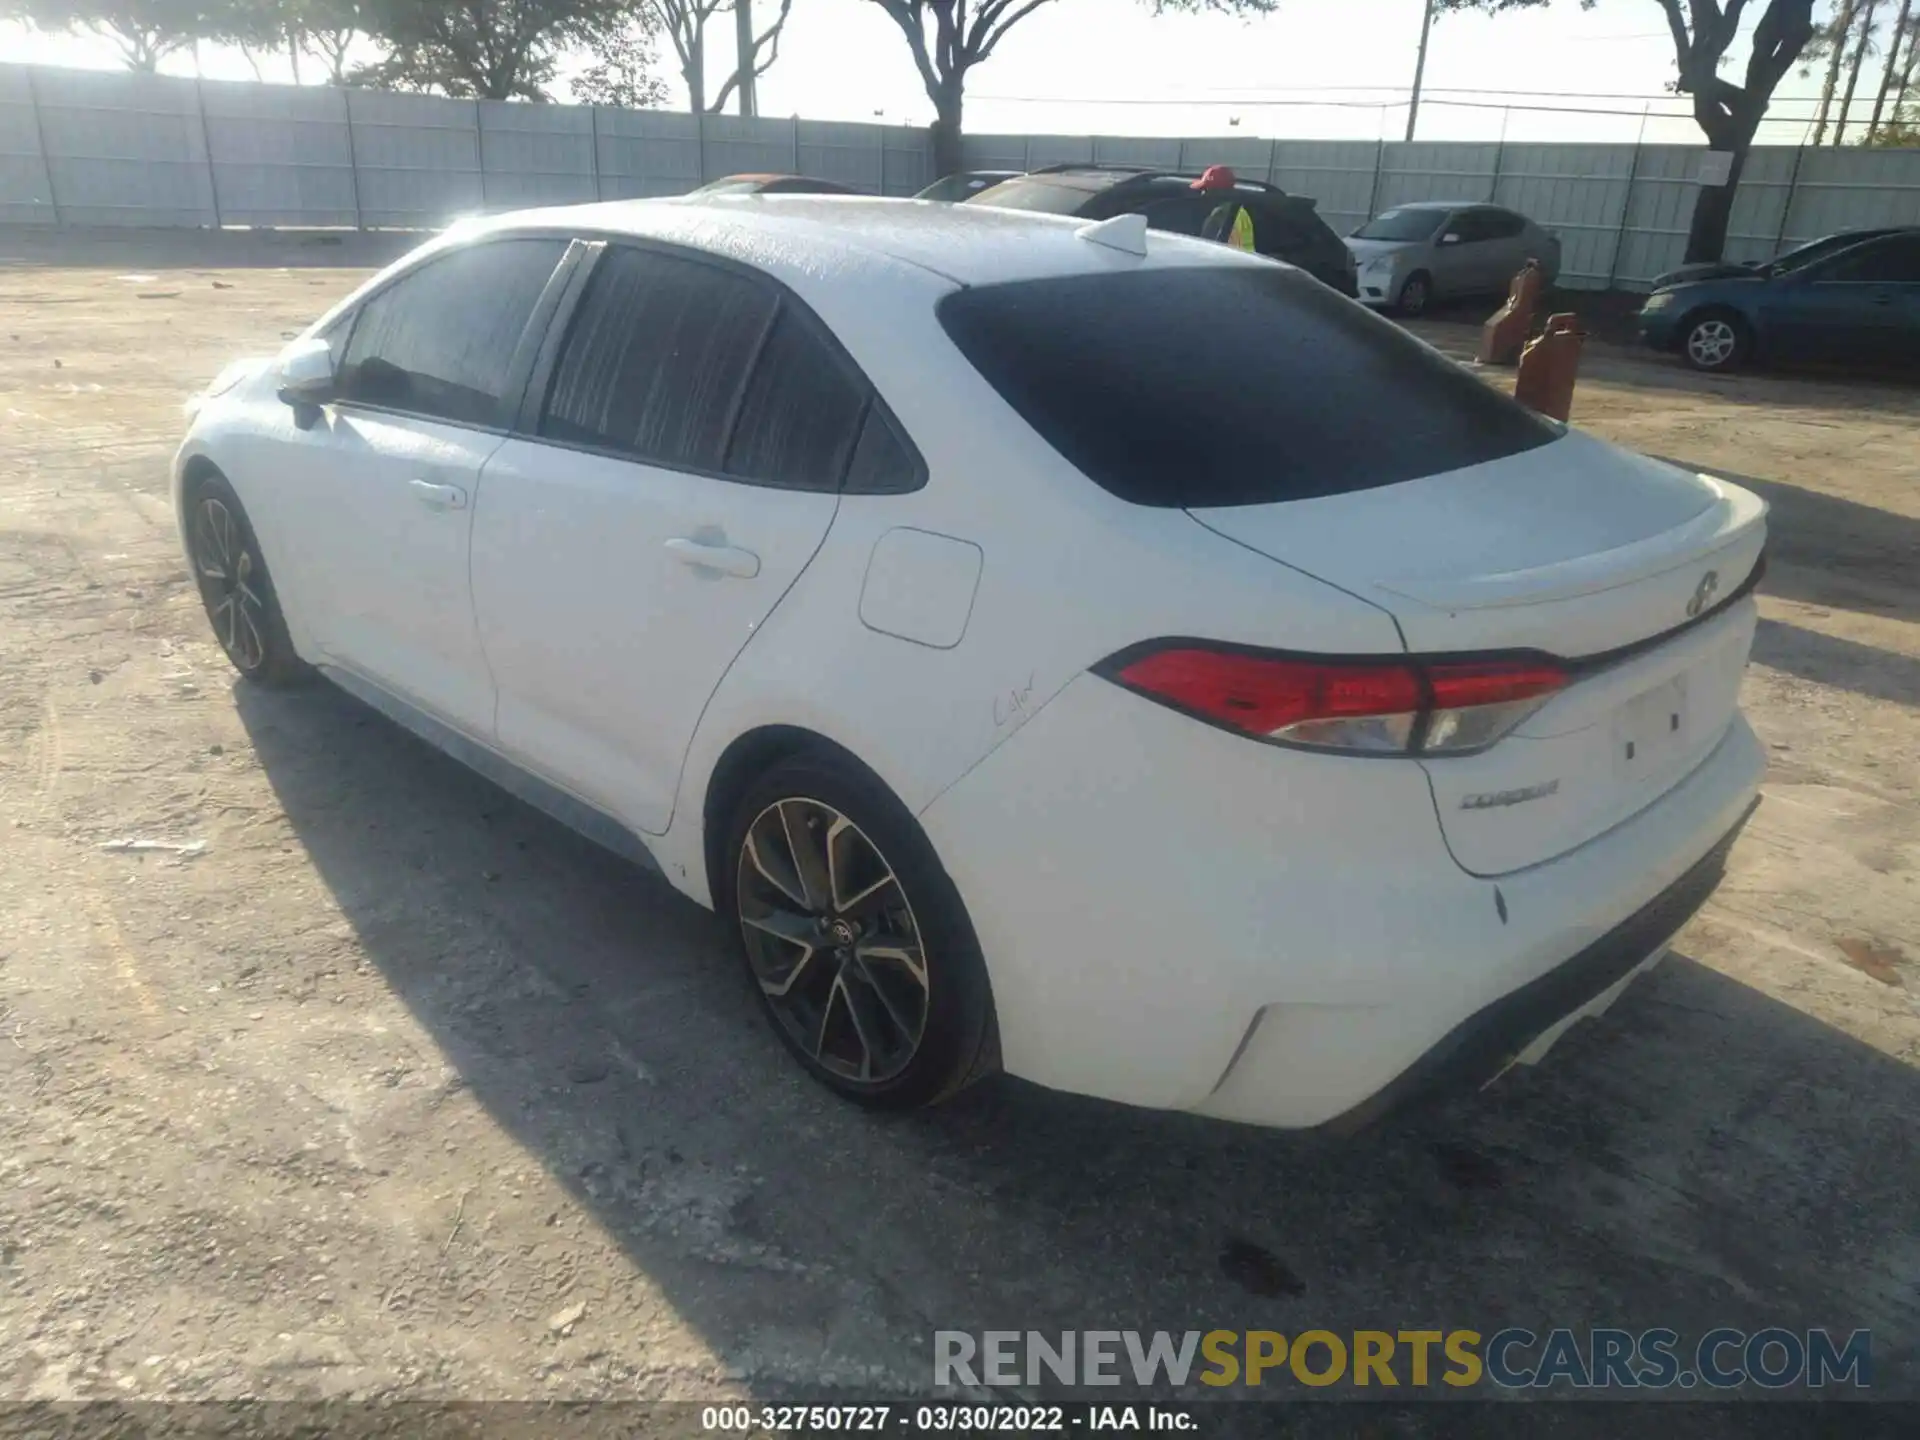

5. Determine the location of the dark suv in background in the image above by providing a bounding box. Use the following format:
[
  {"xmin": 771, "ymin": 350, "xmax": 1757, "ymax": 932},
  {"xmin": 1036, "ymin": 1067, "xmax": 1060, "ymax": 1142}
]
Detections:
[{"xmin": 966, "ymin": 164, "xmax": 1359, "ymax": 296}]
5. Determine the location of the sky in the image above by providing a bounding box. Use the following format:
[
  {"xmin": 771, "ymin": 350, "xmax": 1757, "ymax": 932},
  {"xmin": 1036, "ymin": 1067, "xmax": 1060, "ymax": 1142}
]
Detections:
[{"xmin": 1, "ymin": 0, "xmax": 1859, "ymax": 149}]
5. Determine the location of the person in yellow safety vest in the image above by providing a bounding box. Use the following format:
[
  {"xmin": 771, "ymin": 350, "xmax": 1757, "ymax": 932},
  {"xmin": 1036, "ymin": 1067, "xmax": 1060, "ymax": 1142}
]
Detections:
[{"xmin": 1192, "ymin": 165, "xmax": 1256, "ymax": 253}]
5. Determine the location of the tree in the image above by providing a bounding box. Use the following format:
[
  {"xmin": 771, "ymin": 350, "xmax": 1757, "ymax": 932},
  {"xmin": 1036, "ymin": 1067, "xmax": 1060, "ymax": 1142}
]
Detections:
[
  {"xmin": 571, "ymin": 10, "xmax": 671, "ymax": 106},
  {"xmin": 1440, "ymin": 1, "xmax": 1817, "ymax": 264},
  {"xmin": 1867, "ymin": 0, "xmax": 1916, "ymax": 135},
  {"xmin": 355, "ymin": 0, "xmax": 638, "ymax": 100},
  {"xmin": 1807, "ymin": 0, "xmax": 1860, "ymax": 143},
  {"xmin": 633, "ymin": 0, "xmax": 795, "ymax": 114},
  {"xmin": 861, "ymin": 0, "xmax": 1279, "ymax": 182},
  {"xmin": 1831, "ymin": 0, "xmax": 1882, "ymax": 141},
  {"xmin": 0, "ymin": 0, "xmax": 210, "ymax": 71}
]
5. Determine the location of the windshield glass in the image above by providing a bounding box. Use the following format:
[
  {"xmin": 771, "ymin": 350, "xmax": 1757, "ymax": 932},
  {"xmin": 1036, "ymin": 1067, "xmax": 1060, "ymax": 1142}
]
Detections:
[
  {"xmin": 1352, "ymin": 208, "xmax": 1445, "ymax": 242},
  {"xmin": 1768, "ymin": 235, "xmax": 1856, "ymax": 275},
  {"xmin": 964, "ymin": 177, "xmax": 1099, "ymax": 215}
]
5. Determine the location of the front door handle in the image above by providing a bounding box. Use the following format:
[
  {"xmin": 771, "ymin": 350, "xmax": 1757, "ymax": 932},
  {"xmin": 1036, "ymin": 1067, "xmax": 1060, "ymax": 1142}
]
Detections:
[
  {"xmin": 409, "ymin": 479, "xmax": 468, "ymax": 511},
  {"xmin": 665, "ymin": 537, "xmax": 760, "ymax": 579}
]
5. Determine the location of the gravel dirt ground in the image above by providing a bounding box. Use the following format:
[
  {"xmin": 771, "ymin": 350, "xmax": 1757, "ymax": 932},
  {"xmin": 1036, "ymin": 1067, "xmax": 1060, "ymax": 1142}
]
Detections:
[{"xmin": 2, "ymin": 229, "xmax": 1917, "ymax": 1425}]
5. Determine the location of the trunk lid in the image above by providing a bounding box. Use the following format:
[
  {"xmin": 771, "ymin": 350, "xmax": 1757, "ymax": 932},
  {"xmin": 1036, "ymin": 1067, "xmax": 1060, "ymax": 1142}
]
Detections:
[{"xmin": 1189, "ymin": 432, "xmax": 1767, "ymax": 875}]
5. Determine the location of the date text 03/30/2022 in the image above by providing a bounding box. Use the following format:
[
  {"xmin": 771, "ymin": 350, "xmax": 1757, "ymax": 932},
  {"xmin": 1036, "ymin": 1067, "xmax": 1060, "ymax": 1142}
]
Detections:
[{"xmin": 701, "ymin": 1406, "xmax": 1192, "ymax": 1433}]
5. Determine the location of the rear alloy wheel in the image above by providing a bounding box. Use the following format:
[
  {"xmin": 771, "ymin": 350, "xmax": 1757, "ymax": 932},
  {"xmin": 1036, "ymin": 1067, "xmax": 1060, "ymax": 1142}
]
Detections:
[
  {"xmin": 725, "ymin": 754, "xmax": 994, "ymax": 1109},
  {"xmin": 1397, "ymin": 272, "xmax": 1432, "ymax": 317},
  {"xmin": 185, "ymin": 471, "xmax": 310, "ymax": 686},
  {"xmin": 1681, "ymin": 313, "xmax": 1749, "ymax": 373}
]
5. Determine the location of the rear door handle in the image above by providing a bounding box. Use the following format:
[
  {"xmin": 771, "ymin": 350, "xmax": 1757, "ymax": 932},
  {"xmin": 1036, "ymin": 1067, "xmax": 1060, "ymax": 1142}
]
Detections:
[
  {"xmin": 409, "ymin": 479, "xmax": 468, "ymax": 511},
  {"xmin": 665, "ymin": 537, "xmax": 760, "ymax": 579}
]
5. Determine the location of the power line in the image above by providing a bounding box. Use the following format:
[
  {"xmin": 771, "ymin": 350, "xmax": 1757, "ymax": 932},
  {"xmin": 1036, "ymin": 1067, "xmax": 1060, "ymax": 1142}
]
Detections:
[
  {"xmin": 972, "ymin": 92, "xmax": 1822, "ymax": 121},
  {"xmin": 975, "ymin": 86, "xmax": 1839, "ymax": 111}
]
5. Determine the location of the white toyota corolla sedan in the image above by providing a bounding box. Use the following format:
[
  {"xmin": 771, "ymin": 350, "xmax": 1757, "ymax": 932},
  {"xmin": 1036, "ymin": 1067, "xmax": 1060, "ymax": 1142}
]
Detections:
[{"xmin": 173, "ymin": 197, "xmax": 1766, "ymax": 1129}]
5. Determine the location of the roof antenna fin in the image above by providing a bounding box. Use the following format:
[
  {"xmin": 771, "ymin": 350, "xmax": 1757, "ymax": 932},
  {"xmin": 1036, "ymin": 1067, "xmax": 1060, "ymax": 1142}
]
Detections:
[{"xmin": 1075, "ymin": 212, "xmax": 1149, "ymax": 257}]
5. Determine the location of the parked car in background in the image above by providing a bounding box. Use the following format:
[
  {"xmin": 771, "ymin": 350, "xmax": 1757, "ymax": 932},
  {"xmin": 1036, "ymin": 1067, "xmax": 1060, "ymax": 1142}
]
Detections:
[
  {"xmin": 966, "ymin": 164, "xmax": 1358, "ymax": 296},
  {"xmin": 1346, "ymin": 202, "xmax": 1562, "ymax": 315},
  {"xmin": 174, "ymin": 196, "xmax": 1765, "ymax": 1131},
  {"xmin": 1649, "ymin": 227, "xmax": 1912, "ymax": 291},
  {"xmin": 916, "ymin": 171, "xmax": 1021, "ymax": 203},
  {"xmin": 687, "ymin": 174, "xmax": 861, "ymax": 197},
  {"xmin": 1638, "ymin": 229, "xmax": 1920, "ymax": 373}
]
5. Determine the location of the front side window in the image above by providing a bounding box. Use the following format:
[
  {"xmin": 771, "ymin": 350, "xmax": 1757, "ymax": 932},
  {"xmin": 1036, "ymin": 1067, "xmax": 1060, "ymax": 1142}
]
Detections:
[
  {"xmin": 539, "ymin": 245, "xmax": 777, "ymax": 471},
  {"xmin": 938, "ymin": 265, "xmax": 1557, "ymax": 509},
  {"xmin": 336, "ymin": 238, "xmax": 567, "ymax": 427},
  {"xmin": 1483, "ymin": 210, "xmax": 1528, "ymax": 240},
  {"xmin": 1819, "ymin": 236, "xmax": 1920, "ymax": 284}
]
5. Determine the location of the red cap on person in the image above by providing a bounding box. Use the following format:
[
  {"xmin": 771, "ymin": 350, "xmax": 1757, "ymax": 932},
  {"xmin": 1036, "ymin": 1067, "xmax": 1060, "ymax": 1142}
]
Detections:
[{"xmin": 1190, "ymin": 165, "xmax": 1238, "ymax": 192}]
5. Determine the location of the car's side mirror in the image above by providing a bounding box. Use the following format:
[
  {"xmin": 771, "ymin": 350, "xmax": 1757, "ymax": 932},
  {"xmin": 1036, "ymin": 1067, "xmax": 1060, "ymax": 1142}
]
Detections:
[
  {"xmin": 1439, "ymin": 232, "xmax": 1463, "ymax": 246},
  {"xmin": 275, "ymin": 337, "xmax": 336, "ymax": 427}
]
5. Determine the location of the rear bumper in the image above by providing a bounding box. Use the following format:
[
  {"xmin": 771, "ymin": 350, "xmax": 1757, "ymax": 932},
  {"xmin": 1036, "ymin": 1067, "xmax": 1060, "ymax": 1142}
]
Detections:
[
  {"xmin": 921, "ymin": 674, "xmax": 1766, "ymax": 1130},
  {"xmin": 1322, "ymin": 792, "xmax": 1758, "ymax": 1132}
]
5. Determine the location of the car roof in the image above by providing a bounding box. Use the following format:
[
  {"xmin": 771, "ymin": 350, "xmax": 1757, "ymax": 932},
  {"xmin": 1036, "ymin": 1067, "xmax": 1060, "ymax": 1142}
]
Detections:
[
  {"xmin": 1381, "ymin": 200, "xmax": 1486, "ymax": 211},
  {"xmin": 1029, "ymin": 164, "xmax": 1288, "ymax": 197},
  {"xmin": 469, "ymin": 194, "xmax": 1273, "ymax": 291}
]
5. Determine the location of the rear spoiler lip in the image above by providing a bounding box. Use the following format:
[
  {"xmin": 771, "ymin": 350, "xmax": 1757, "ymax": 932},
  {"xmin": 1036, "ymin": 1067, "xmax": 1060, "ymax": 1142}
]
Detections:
[{"xmin": 1371, "ymin": 477, "xmax": 1767, "ymax": 612}]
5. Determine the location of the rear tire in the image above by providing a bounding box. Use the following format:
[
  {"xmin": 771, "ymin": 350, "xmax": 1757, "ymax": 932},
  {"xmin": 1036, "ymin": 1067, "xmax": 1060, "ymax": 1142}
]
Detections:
[
  {"xmin": 1679, "ymin": 310, "xmax": 1751, "ymax": 373},
  {"xmin": 720, "ymin": 751, "xmax": 996, "ymax": 1110},
  {"xmin": 183, "ymin": 469, "xmax": 311, "ymax": 687}
]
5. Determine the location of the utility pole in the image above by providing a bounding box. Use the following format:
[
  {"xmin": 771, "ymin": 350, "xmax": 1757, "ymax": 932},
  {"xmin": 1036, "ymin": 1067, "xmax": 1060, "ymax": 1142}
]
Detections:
[
  {"xmin": 1407, "ymin": 0, "xmax": 1436, "ymax": 142},
  {"xmin": 735, "ymin": 0, "xmax": 758, "ymax": 118}
]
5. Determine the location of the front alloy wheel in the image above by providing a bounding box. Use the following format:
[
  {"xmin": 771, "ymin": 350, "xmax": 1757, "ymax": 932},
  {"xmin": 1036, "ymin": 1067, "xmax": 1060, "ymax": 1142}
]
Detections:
[
  {"xmin": 736, "ymin": 798, "xmax": 930, "ymax": 1085},
  {"xmin": 183, "ymin": 470, "xmax": 309, "ymax": 686},
  {"xmin": 1684, "ymin": 316, "xmax": 1744, "ymax": 372},
  {"xmin": 191, "ymin": 495, "xmax": 268, "ymax": 673}
]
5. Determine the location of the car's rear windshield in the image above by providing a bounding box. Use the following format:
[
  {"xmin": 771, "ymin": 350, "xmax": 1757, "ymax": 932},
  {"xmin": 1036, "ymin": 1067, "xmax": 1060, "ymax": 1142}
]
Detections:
[
  {"xmin": 936, "ymin": 265, "xmax": 1558, "ymax": 509},
  {"xmin": 965, "ymin": 177, "xmax": 1101, "ymax": 215},
  {"xmin": 1353, "ymin": 208, "xmax": 1446, "ymax": 242}
]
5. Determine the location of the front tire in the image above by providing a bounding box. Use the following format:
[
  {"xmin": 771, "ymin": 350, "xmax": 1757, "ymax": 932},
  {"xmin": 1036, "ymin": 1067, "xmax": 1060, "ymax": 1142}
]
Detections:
[
  {"xmin": 1396, "ymin": 271, "xmax": 1433, "ymax": 317},
  {"xmin": 722, "ymin": 752, "xmax": 995, "ymax": 1110},
  {"xmin": 1680, "ymin": 310, "xmax": 1751, "ymax": 373},
  {"xmin": 183, "ymin": 469, "xmax": 310, "ymax": 686}
]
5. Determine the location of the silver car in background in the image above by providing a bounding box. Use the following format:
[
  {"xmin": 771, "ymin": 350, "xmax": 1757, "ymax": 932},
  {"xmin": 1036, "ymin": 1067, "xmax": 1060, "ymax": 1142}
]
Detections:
[{"xmin": 1346, "ymin": 201, "xmax": 1562, "ymax": 315}]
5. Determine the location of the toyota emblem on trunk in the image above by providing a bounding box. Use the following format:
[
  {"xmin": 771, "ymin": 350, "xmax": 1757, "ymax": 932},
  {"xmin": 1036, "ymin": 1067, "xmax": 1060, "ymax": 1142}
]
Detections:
[{"xmin": 1687, "ymin": 570, "xmax": 1720, "ymax": 618}]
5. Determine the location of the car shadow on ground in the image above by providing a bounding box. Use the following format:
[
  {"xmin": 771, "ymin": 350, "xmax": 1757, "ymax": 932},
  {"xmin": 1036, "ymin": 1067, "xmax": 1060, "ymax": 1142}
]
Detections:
[
  {"xmin": 1657, "ymin": 460, "xmax": 1920, "ymax": 630},
  {"xmin": 1754, "ymin": 620, "xmax": 1920, "ymax": 710},
  {"xmin": 0, "ymin": 227, "xmax": 422, "ymax": 272},
  {"xmin": 234, "ymin": 679, "xmax": 1920, "ymax": 1422}
]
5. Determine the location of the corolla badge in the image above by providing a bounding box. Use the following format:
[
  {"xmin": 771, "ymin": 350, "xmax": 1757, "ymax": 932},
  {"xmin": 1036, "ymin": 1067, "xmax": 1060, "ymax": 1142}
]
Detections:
[
  {"xmin": 1461, "ymin": 780, "xmax": 1560, "ymax": 811},
  {"xmin": 1686, "ymin": 569, "xmax": 1721, "ymax": 619}
]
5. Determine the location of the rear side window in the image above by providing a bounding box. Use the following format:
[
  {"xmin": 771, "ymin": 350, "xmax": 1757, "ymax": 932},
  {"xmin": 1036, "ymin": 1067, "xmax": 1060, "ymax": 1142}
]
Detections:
[
  {"xmin": 842, "ymin": 405, "xmax": 925, "ymax": 495},
  {"xmin": 337, "ymin": 238, "xmax": 567, "ymax": 426},
  {"xmin": 540, "ymin": 245, "xmax": 777, "ymax": 470},
  {"xmin": 723, "ymin": 309, "xmax": 867, "ymax": 491},
  {"xmin": 937, "ymin": 266, "xmax": 1558, "ymax": 508},
  {"xmin": 1256, "ymin": 202, "xmax": 1335, "ymax": 262},
  {"xmin": 1138, "ymin": 194, "xmax": 1213, "ymax": 237}
]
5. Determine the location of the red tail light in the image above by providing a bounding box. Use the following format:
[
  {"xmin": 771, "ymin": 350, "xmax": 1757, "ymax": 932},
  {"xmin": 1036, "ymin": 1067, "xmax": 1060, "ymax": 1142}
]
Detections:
[{"xmin": 1102, "ymin": 645, "xmax": 1568, "ymax": 756}]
